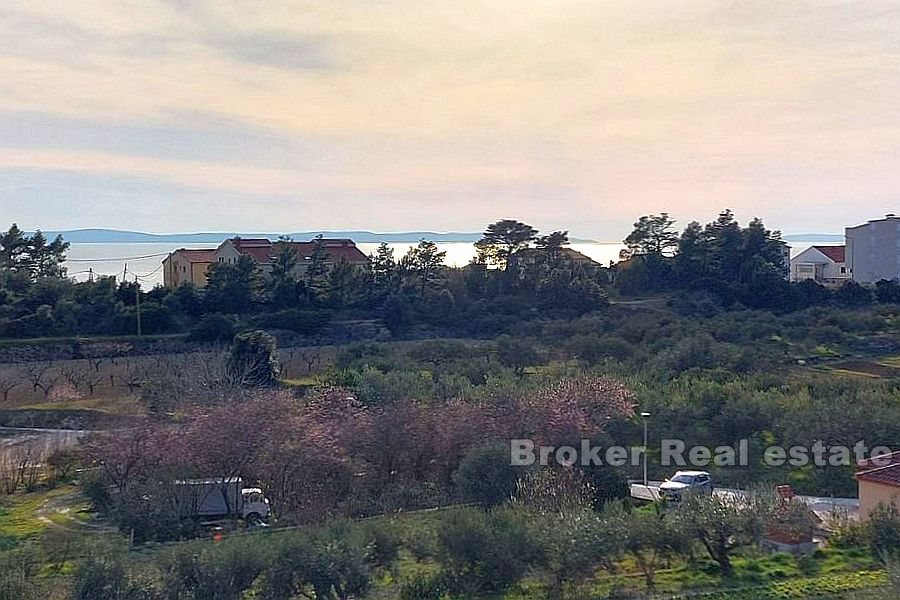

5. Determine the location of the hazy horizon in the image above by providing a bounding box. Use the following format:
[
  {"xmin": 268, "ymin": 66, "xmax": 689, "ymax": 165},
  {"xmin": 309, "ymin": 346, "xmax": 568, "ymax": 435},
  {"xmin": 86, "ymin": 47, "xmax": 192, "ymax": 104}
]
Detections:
[
  {"xmin": 3, "ymin": 2, "xmax": 900, "ymax": 237},
  {"xmin": 17, "ymin": 226, "xmax": 850, "ymax": 237}
]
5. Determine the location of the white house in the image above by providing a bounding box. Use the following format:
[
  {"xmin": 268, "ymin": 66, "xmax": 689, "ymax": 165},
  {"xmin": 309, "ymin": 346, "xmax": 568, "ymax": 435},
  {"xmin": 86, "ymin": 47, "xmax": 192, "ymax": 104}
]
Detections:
[
  {"xmin": 790, "ymin": 246, "xmax": 848, "ymax": 286},
  {"xmin": 846, "ymin": 215, "xmax": 900, "ymax": 284}
]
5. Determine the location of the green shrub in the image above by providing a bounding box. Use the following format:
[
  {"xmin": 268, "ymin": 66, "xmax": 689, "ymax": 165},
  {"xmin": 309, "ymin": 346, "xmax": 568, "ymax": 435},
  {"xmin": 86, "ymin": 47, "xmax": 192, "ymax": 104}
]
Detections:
[
  {"xmin": 399, "ymin": 572, "xmax": 449, "ymax": 600},
  {"xmin": 868, "ymin": 504, "xmax": 900, "ymax": 560},
  {"xmin": 436, "ymin": 507, "xmax": 535, "ymax": 596},
  {"xmin": 566, "ymin": 333, "xmax": 636, "ymax": 365},
  {"xmin": 359, "ymin": 521, "xmax": 402, "ymax": 569},
  {"xmin": 828, "ymin": 510, "xmax": 870, "ymax": 550},
  {"xmin": 250, "ymin": 309, "xmax": 330, "ymax": 335},
  {"xmin": 187, "ymin": 312, "xmax": 237, "ymax": 342},
  {"xmin": 72, "ymin": 552, "xmax": 159, "ymax": 600},
  {"xmin": 159, "ymin": 538, "xmax": 268, "ymax": 600},
  {"xmin": 227, "ymin": 329, "xmax": 280, "ymax": 386},
  {"xmin": 453, "ymin": 442, "xmax": 522, "ymax": 507},
  {"xmin": 263, "ymin": 523, "xmax": 373, "ymax": 600},
  {"xmin": 0, "ymin": 548, "xmax": 45, "ymax": 600}
]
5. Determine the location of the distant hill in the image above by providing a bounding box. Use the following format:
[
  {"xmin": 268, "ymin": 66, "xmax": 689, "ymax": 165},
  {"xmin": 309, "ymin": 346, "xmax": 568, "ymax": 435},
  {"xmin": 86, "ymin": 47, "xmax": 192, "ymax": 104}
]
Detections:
[
  {"xmin": 782, "ymin": 233, "xmax": 843, "ymax": 243},
  {"xmin": 35, "ymin": 229, "xmax": 599, "ymax": 244},
  {"xmin": 27, "ymin": 228, "xmax": 841, "ymax": 246},
  {"xmin": 35, "ymin": 229, "xmax": 485, "ymax": 244}
]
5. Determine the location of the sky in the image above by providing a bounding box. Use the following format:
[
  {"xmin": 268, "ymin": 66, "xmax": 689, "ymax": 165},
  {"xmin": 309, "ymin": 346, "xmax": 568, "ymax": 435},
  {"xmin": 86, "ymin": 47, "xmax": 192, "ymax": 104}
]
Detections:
[{"xmin": 0, "ymin": 0, "xmax": 899, "ymax": 240}]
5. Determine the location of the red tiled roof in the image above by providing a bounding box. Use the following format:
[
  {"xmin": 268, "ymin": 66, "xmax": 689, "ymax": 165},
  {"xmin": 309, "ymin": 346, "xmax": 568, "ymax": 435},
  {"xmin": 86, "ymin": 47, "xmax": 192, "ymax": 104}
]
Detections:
[
  {"xmin": 857, "ymin": 450, "xmax": 900, "ymax": 471},
  {"xmin": 812, "ymin": 245, "xmax": 845, "ymax": 263},
  {"xmin": 173, "ymin": 248, "xmax": 216, "ymax": 262},
  {"xmin": 856, "ymin": 451, "xmax": 900, "ymax": 488},
  {"xmin": 856, "ymin": 462, "xmax": 900, "ymax": 488},
  {"xmin": 230, "ymin": 238, "xmax": 275, "ymax": 263},
  {"xmin": 231, "ymin": 238, "xmax": 369, "ymax": 265},
  {"xmin": 232, "ymin": 238, "xmax": 272, "ymax": 246},
  {"xmin": 287, "ymin": 240, "xmax": 368, "ymax": 264},
  {"xmin": 513, "ymin": 247, "xmax": 600, "ymax": 265}
]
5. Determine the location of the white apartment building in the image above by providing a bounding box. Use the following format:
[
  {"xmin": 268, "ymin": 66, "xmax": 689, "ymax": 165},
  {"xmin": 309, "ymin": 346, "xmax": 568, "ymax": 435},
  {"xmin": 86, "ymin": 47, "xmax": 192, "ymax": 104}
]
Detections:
[{"xmin": 846, "ymin": 215, "xmax": 900, "ymax": 284}]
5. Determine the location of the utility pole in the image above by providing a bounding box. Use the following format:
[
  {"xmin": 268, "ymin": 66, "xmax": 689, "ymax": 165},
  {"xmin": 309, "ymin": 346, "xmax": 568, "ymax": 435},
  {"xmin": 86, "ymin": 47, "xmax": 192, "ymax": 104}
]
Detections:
[
  {"xmin": 641, "ymin": 411, "xmax": 651, "ymax": 487},
  {"xmin": 88, "ymin": 267, "xmax": 94, "ymax": 282},
  {"xmin": 134, "ymin": 275, "xmax": 142, "ymax": 336}
]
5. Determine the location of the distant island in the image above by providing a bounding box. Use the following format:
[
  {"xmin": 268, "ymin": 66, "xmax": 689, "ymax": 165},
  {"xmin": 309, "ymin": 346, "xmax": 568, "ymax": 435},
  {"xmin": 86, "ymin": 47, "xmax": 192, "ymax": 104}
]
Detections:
[
  {"xmin": 35, "ymin": 229, "xmax": 482, "ymax": 244},
  {"xmin": 33, "ymin": 228, "xmax": 600, "ymax": 244},
  {"xmin": 28, "ymin": 228, "xmax": 842, "ymax": 245},
  {"xmin": 781, "ymin": 233, "xmax": 844, "ymax": 243}
]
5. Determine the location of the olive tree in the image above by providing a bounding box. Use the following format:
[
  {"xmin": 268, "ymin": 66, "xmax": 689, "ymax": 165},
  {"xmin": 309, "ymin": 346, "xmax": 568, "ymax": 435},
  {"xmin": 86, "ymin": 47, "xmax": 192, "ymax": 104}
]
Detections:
[
  {"xmin": 674, "ymin": 489, "xmax": 777, "ymax": 576},
  {"xmin": 603, "ymin": 502, "xmax": 688, "ymax": 590},
  {"xmin": 532, "ymin": 507, "xmax": 622, "ymax": 600}
]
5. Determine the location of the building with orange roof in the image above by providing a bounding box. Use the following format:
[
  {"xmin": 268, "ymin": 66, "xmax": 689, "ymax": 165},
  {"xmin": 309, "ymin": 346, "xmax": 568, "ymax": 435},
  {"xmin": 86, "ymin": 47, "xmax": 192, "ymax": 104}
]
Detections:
[
  {"xmin": 855, "ymin": 450, "xmax": 900, "ymax": 519},
  {"xmin": 162, "ymin": 248, "xmax": 217, "ymax": 288}
]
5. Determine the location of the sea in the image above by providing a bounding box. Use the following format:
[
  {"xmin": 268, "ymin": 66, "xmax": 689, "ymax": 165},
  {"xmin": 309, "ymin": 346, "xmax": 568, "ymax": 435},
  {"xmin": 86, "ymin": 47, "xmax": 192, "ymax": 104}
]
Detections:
[{"xmin": 64, "ymin": 241, "xmax": 631, "ymax": 288}]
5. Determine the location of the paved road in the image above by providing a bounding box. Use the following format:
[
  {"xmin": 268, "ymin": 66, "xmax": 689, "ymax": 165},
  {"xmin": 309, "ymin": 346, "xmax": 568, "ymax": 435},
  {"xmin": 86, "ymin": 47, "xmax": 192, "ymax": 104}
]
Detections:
[
  {"xmin": 0, "ymin": 426, "xmax": 86, "ymax": 455},
  {"xmin": 0, "ymin": 426, "xmax": 90, "ymax": 435},
  {"xmin": 630, "ymin": 482, "xmax": 859, "ymax": 520}
]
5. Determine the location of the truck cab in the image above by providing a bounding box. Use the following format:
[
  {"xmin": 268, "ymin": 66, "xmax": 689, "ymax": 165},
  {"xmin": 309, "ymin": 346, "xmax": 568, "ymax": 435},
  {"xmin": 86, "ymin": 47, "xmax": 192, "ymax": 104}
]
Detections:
[{"xmin": 241, "ymin": 487, "xmax": 270, "ymax": 523}]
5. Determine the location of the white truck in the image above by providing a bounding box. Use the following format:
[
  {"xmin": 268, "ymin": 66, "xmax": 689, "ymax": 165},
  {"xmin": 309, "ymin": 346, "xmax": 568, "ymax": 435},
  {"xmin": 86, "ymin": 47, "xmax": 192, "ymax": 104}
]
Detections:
[{"xmin": 173, "ymin": 477, "xmax": 271, "ymax": 524}]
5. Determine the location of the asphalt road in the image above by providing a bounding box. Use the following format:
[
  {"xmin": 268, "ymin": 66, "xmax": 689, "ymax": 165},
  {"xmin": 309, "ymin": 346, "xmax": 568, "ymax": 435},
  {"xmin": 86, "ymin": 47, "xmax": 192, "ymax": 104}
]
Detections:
[{"xmin": 630, "ymin": 481, "xmax": 859, "ymax": 520}]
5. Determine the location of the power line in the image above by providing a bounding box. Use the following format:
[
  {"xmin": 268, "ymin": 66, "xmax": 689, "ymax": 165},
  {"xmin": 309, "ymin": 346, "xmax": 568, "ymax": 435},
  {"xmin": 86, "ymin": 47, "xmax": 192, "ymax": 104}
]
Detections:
[
  {"xmin": 134, "ymin": 264, "xmax": 163, "ymax": 279},
  {"xmin": 68, "ymin": 251, "xmax": 170, "ymax": 263}
]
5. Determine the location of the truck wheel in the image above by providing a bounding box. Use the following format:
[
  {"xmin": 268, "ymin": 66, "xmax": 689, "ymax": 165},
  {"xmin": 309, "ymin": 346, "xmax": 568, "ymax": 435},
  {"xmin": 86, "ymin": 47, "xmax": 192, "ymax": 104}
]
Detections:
[{"xmin": 245, "ymin": 513, "xmax": 262, "ymax": 527}]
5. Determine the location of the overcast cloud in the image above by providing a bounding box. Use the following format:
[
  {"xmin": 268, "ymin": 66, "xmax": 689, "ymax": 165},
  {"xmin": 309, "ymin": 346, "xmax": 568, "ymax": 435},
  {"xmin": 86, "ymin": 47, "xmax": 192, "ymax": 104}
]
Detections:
[{"xmin": 1, "ymin": 1, "xmax": 898, "ymax": 238}]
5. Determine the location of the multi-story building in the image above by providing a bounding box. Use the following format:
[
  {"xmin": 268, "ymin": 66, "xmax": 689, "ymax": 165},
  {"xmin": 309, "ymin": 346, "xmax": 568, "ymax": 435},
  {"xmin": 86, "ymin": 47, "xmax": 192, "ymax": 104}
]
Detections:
[
  {"xmin": 162, "ymin": 248, "xmax": 217, "ymax": 288},
  {"xmin": 846, "ymin": 215, "xmax": 900, "ymax": 284},
  {"xmin": 214, "ymin": 237, "xmax": 368, "ymax": 276},
  {"xmin": 163, "ymin": 237, "xmax": 369, "ymax": 289}
]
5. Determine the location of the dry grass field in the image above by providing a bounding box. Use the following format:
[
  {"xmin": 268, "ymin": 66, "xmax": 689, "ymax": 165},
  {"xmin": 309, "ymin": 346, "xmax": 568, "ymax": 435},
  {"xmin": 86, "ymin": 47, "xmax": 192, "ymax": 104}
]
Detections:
[{"xmin": 0, "ymin": 344, "xmax": 337, "ymax": 413}]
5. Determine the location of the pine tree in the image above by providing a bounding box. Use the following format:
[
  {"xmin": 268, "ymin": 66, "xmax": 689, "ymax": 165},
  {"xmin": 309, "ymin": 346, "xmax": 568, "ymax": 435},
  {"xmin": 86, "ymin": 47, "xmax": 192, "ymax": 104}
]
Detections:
[
  {"xmin": 623, "ymin": 214, "xmax": 678, "ymax": 258},
  {"xmin": 369, "ymin": 242, "xmax": 397, "ymax": 300},
  {"xmin": 475, "ymin": 219, "xmax": 538, "ymax": 269},
  {"xmin": 269, "ymin": 236, "xmax": 301, "ymax": 308},
  {"xmin": 403, "ymin": 239, "xmax": 446, "ymax": 295},
  {"xmin": 0, "ymin": 224, "xmax": 29, "ymax": 272},
  {"xmin": 328, "ymin": 257, "xmax": 357, "ymax": 308},
  {"xmin": 304, "ymin": 235, "xmax": 330, "ymax": 305}
]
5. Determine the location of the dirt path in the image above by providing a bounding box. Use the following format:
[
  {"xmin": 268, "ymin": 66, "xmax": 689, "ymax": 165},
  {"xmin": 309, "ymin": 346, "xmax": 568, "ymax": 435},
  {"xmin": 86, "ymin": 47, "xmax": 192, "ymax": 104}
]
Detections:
[{"xmin": 35, "ymin": 489, "xmax": 114, "ymax": 535}]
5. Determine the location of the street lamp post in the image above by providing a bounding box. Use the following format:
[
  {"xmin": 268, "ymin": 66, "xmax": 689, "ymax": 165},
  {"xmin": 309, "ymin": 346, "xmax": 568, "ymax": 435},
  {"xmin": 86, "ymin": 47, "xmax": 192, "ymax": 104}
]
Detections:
[{"xmin": 641, "ymin": 412, "xmax": 651, "ymax": 487}]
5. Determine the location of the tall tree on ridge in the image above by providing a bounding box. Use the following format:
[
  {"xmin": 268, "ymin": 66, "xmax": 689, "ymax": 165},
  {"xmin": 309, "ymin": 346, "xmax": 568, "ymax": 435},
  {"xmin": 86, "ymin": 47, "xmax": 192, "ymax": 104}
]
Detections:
[
  {"xmin": 704, "ymin": 209, "xmax": 743, "ymax": 281},
  {"xmin": 403, "ymin": 239, "xmax": 446, "ymax": 295},
  {"xmin": 535, "ymin": 230, "xmax": 569, "ymax": 252},
  {"xmin": 369, "ymin": 242, "xmax": 398, "ymax": 301},
  {"xmin": 475, "ymin": 219, "xmax": 538, "ymax": 269},
  {"xmin": 675, "ymin": 221, "xmax": 711, "ymax": 281},
  {"xmin": 0, "ymin": 224, "xmax": 29, "ymax": 272},
  {"xmin": 622, "ymin": 213, "xmax": 679, "ymax": 258},
  {"xmin": 205, "ymin": 255, "xmax": 261, "ymax": 314},
  {"xmin": 269, "ymin": 236, "xmax": 301, "ymax": 308},
  {"xmin": 305, "ymin": 234, "xmax": 330, "ymax": 305}
]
